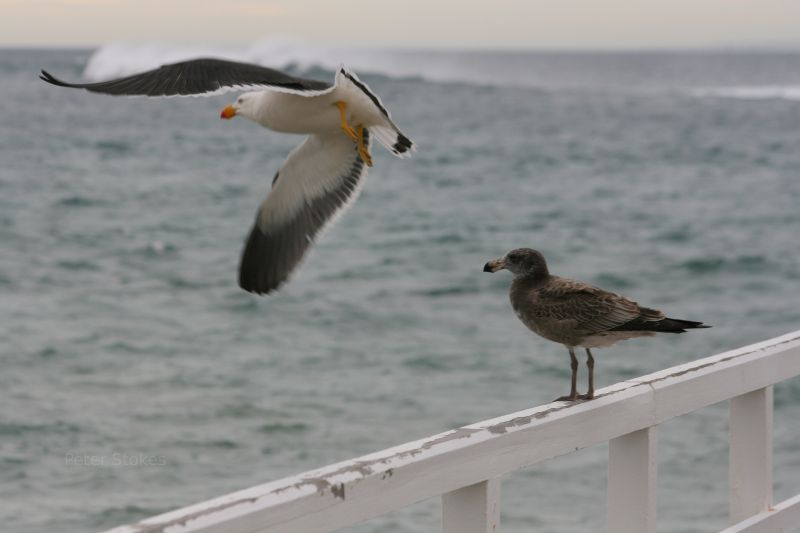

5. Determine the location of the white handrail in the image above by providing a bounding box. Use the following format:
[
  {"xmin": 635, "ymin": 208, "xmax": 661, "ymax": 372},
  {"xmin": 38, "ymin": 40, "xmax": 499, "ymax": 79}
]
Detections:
[{"xmin": 104, "ymin": 330, "xmax": 800, "ymax": 533}]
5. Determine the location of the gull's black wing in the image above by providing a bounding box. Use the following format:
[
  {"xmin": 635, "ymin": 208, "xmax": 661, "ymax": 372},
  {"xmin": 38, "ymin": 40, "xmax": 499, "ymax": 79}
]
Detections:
[{"xmin": 39, "ymin": 57, "xmax": 332, "ymax": 97}]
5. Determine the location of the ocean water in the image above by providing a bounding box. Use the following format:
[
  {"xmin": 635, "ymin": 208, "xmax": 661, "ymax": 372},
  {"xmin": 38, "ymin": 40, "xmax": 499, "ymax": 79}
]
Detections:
[{"xmin": 1, "ymin": 44, "xmax": 800, "ymax": 533}]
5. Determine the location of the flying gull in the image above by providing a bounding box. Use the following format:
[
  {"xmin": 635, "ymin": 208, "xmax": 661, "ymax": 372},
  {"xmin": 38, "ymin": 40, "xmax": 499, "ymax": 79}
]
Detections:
[
  {"xmin": 40, "ymin": 58, "xmax": 414, "ymax": 295},
  {"xmin": 484, "ymin": 248, "xmax": 709, "ymax": 401}
]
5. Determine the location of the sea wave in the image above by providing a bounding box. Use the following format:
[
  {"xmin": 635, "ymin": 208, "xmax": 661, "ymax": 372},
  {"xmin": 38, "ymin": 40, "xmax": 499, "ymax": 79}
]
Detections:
[
  {"xmin": 80, "ymin": 39, "xmax": 569, "ymax": 89},
  {"xmin": 45, "ymin": 41, "xmax": 800, "ymax": 98},
  {"xmin": 690, "ymin": 85, "xmax": 800, "ymax": 101},
  {"xmin": 84, "ymin": 38, "xmax": 452, "ymax": 83}
]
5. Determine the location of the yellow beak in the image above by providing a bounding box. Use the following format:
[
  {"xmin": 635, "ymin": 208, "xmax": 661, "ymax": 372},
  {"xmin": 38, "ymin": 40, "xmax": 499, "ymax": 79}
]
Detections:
[{"xmin": 220, "ymin": 105, "xmax": 236, "ymax": 119}]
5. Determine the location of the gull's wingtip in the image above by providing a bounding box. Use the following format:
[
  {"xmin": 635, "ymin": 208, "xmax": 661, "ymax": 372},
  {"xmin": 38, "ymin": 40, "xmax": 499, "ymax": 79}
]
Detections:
[{"xmin": 39, "ymin": 70, "xmax": 68, "ymax": 87}]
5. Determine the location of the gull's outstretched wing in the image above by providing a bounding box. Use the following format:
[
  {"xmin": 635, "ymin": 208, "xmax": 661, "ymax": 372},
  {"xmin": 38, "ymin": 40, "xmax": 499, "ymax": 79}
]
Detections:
[
  {"xmin": 40, "ymin": 58, "xmax": 332, "ymax": 97},
  {"xmin": 239, "ymin": 128, "xmax": 371, "ymax": 295}
]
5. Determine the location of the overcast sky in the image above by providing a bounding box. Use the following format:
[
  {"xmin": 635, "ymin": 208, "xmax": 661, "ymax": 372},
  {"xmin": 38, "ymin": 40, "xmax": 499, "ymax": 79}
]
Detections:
[{"xmin": 2, "ymin": 0, "xmax": 800, "ymax": 50}]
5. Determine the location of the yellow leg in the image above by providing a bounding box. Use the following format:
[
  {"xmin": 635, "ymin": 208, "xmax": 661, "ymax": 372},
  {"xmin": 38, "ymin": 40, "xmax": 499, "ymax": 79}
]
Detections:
[
  {"xmin": 335, "ymin": 101, "xmax": 358, "ymax": 142},
  {"xmin": 356, "ymin": 124, "xmax": 373, "ymax": 167}
]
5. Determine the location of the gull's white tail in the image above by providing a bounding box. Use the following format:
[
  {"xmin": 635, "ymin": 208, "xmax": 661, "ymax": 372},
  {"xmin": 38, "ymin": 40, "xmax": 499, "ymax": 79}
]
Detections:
[{"xmin": 335, "ymin": 66, "xmax": 416, "ymax": 158}]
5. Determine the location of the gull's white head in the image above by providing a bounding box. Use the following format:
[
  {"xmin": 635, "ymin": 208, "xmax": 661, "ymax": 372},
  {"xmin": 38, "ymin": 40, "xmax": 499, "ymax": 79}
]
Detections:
[{"xmin": 220, "ymin": 92, "xmax": 261, "ymax": 121}]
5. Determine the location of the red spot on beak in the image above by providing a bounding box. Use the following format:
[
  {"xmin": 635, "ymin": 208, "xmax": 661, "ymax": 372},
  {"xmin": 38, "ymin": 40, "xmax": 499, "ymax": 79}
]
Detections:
[{"xmin": 220, "ymin": 105, "xmax": 236, "ymax": 119}]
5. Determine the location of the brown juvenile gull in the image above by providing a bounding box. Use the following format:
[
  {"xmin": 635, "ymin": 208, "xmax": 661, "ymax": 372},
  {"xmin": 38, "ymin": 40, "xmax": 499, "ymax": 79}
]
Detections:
[
  {"xmin": 40, "ymin": 58, "xmax": 414, "ymax": 295},
  {"xmin": 484, "ymin": 248, "xmax": 709, "ymax": 401}
]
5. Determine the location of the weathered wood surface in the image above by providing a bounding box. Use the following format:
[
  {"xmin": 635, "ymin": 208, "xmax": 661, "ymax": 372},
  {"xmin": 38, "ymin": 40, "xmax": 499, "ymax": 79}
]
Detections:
[{"xmin": 103, "ymin": 330, "xmax": 800, "ymax": 533}]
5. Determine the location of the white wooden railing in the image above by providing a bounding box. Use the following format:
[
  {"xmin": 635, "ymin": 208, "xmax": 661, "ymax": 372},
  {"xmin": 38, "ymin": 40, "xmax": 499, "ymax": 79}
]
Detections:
[{"xmin": 105, "ymin": 330, "xmax": 800, "ymax": 533}]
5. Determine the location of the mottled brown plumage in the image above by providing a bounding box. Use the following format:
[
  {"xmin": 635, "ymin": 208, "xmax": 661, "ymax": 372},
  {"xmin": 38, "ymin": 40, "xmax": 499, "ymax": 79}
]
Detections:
[{"xmin": 484, "ymin": 248, "xmax": 709, "ymax": 401}]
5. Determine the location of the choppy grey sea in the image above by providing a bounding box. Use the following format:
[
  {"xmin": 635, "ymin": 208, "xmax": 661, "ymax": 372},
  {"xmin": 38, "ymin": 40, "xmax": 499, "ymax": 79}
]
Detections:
[{"xmin": 1, "ymin": 44, "xmax": 800, "ymax": 532}]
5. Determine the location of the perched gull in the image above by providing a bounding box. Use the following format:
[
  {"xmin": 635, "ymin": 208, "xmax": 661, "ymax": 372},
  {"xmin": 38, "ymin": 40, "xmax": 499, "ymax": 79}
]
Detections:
[
  {"xmin": 484, "ymin": 248, "xmax": 709, "ymax": 401},
  {"xmin": 40, "ymin": 58, "xmax": 414, "ymax": 295}
]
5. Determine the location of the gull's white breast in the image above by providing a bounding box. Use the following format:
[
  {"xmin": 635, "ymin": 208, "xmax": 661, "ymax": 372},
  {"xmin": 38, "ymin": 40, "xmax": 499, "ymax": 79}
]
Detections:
[{"xmin": 254, "ymin": 91, "xmax": 342, "ymax": 134}]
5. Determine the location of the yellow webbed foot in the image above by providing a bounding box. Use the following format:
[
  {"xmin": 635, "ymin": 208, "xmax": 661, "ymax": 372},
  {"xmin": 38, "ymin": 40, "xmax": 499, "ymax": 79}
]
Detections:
[
  {"xmin": 356, "ymin": 124, "xmax": 373, "ymax": 167},
  {"xmin": 335, "ymin": 101, "xmax": 358, "ymax": 142}
]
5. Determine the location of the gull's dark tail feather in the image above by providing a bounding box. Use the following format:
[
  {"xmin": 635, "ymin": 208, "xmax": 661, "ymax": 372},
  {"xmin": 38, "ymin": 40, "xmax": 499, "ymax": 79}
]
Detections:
[
  {"xmin": 371, "ymin": 125, "xmax": 415, "ymax": 158},
  {"xmin": 611, "ymin": 316, "xmax": 711, "ymax": 334}
]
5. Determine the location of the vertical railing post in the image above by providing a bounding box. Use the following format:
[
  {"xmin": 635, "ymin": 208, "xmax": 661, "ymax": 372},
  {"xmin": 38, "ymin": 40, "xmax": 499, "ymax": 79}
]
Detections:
[
  {"xmin": 729, "ymin": 386, "xmax": 773, "ymax": 524},
  {"xmin": 442, "ymin": 478, "xmax": 501, "ymax": 533},
  {"xmin": 608, "ymin": 426, "xmax": 657, "ymax": 533}
]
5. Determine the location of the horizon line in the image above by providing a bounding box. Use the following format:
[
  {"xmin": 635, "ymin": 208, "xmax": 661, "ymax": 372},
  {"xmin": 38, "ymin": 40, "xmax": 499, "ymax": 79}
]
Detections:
[{"xmin": 3, "ymin": 42, "xmax": 800, "ymax": 54}]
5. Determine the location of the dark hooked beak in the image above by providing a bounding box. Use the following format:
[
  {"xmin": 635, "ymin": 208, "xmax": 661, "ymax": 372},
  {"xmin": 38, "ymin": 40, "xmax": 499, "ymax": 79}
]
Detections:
[{"xmin": 483, "ymin": 258, "xmax": 505, "ymax": 273}]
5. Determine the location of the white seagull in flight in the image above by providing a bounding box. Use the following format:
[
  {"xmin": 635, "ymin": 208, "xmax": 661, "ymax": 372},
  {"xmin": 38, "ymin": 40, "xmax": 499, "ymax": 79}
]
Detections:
[{"xmin": 40, "ymin": 58, "xmax": 414, "ymax": 295}]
